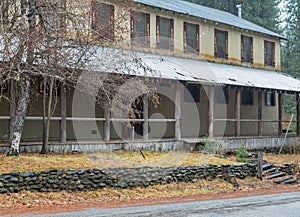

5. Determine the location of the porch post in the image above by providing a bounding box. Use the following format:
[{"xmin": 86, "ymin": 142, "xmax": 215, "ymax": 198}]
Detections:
[
  {"xmin": 60, "ymin": 84, "xmax": 67, "ymax": 143},
  {"xmin": 278, "ymin": 92, "xmax": 283, "ymax": 136},
  {"xmin": 104, "ymin": 97, "xmax": 110, "ymax": 142},
  {"xmin": 297, "ymin": 93, "xmax": 300, "ymax": 136},
  {"xmin": 258, "ymin": 90, "xmax": 263, "ymax": 136},
  {"xmin": 208, "ymin": 86, "xmax": 215, "ymax": 138},
  {"xmin": 235, "ymin": 89, "xmax": 241, "ymax": 137},
  {"xmin": 9, "ymin": 80, "xmax": 16, "ymax": 142},
  {"xmin": 143, "ymin": 94, "xmax": 149, "ymax": 140},
  {"xmin": 175, "ymin": 82, "xmax": 182, "ymax": 140}
]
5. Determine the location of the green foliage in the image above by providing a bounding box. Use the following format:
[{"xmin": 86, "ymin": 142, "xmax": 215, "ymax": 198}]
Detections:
[
  {"xmin": 235, "ymin": 145, "xmax": 248, "ymax": 163},
  {"xmin": 203, "ymin": 137, "xmax": 216, "ymax": 154},
  {"xmin": 184, "ymin": 0, "xmax": 281, "ymax": 33}
]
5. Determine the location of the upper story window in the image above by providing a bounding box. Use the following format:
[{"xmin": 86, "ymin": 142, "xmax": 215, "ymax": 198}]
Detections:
[
  {"xmin": 265, "ymin": 92, "xmax": 276, "ymax": 106},
  {"xmin": 214, "ymin": 29, "xmax": 228, "ymax": 59},
  {"xmin": 264, "ymin": 41, "xmax": 275, "ymax": 67},
  {"xmin": 91, "ymin": 2, "xmax": 114, "ymax": 41},
  {"xmin": 242, "ymin": 89, "xmax": 254, "ymax": 105},
  {"xmin": 40, "ymin": 0, "xmax": 66, "ymax": 32},
  {"xmin": 215, "ymin": 86, "xmax": 229, "ymax": 104},
  {"xmin": 184, "ymin": 83, "xmax": 200, "ymax": 103},
  {"xmin": 183, "ymin": 22, "xmax": 199, "ymax": 53},
  {"xmin": 241, "ymin": 35, "xmax": 253, "ymax": 63},
  {"xmin": 156, "ymin": 16, "xmax": 174, "ymax": 51},
  {"xmin": 130, "ymin": 11, "xmax": 150, "ymax": 47}
]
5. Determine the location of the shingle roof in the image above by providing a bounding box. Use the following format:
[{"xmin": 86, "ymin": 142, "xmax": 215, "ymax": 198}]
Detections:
[{"xmin": 134, "ymin": 0, "xmax": 283, "ymax": 39}]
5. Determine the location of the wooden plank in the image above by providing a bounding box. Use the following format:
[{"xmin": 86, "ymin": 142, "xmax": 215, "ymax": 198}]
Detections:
[
  {"xmin": 257, "ymin": 151, "xmax": 263, "ymax": 180},
  {"xmin": 60, "ymin": 84, "xmax": 67, "ymax": 143},
  {"xmin": 175, "ymin": 82, "xmax": 182, "ymax": 140},
  {"xmin": 104, "ymin": 98, "xmax": 110, "ymax": 142},
  {"xmin": 258, "ymin": 91, "xmax": 263, "ymax": 136},
  {"xmin": 208, "ymin": 86, "xmax": 214, "ymax": 138},
  {"xmin": 9, "ymin": 80, "xmax": 16, "ymax": 143},
  {"xmin": 235, "ymin": 89, "xmax": 241, "ymax": 137},
  {"xmin": 143, "ymin": 94, "xmax": 149, "ymax": 140},
  {"xmin": 278, "ymin": 93, "xmax": 283, "ymax": 136}
]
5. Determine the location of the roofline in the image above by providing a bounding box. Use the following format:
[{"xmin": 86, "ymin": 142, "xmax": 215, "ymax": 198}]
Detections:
[{"xmin": 134, "ymin": 1, "xmax": 286, "ymax": 40}]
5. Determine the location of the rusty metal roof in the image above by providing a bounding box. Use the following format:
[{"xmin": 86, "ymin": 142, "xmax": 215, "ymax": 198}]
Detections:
[{"xmin": 134, "ymin": 0, "xmax": 283, "ymax": 39}]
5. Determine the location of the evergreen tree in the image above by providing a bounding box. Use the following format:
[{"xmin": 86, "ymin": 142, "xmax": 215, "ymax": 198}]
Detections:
[{"xmin": 185, "ymin": 0, "xmax": 281, "ymax": 33}]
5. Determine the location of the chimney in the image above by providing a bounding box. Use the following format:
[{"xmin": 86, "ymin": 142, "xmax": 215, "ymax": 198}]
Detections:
[{"xmin": 236, "ymin": 4, "xmax": 242, "ymax": 18}]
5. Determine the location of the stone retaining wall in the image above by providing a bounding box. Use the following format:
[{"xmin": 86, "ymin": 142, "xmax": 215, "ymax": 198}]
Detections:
[{"xmin": 0, "ymin": 164, "xmax": 257, "ymax": 194}]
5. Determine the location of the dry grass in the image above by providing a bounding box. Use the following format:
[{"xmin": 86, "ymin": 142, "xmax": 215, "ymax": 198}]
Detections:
[
  {"xmin": 264, "ymin": 153, "xmax": 300, "ymax": 165},
  {"xmin": 0, "ymin": 153, "xmax": 94, "ymax": 174},
  {"xmin": 0, "ymin": 179, "xmax": 235, "ymax": 209},
  {"xmin": 0, "ymin": 151, "xmax": 238, "ymax": 173}
]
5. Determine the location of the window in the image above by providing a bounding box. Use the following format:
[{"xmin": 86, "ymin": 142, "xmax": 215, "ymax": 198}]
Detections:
[
  {"xmin": 0, "ymin": 82, "xmax": 8, "ymax": 93},
  {"xmin": 184, "ymin": 22, "xmax": 199, "ymax": 53},
  {"xmin": 264, "ymin": 41, "xmax": 275, "ymax": 66},
  {"xmin": 215, "ymin": 87, "xmax": 229, "ymax": 104},
  {"xmin": 184, "ymin": 84, "xmax": 200, "ymax": 103},
  {"xmin": 92, "ymin": 2, "xmax": 114, "ymax": 41},
  {"xmin": 241, "ymin": 35, "xmax": 253, "ymax": 63},
  {"xmin": 40, "ymin": 0, "xmax": 66, "ymax": 32},
  {"xmin": 131, "ymin": 12, "xmax": 150, "ymax": 47},
  {"xmin": 265, "ymin": 92, "xmax": 276, "ymax": 106},
  {"xmin": 242, "ymin": 89, "xmax": 254, "ymax": 105},
  {"xmin": 214, "ymin": 29, "xmax": 228, "ymax": 59},
  {"xmin": 156, "ymin": 16, "xmax": 174, "ymax": 50}
]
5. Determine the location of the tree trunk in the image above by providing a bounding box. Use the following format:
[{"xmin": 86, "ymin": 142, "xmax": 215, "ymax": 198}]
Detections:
[
  {"xmin": 41, "ymin": 76, "xmax": 54, "ymax": 154},
  {"xmin": 7, "ymin": 74, "xmax": 31, "ymax": 156}
]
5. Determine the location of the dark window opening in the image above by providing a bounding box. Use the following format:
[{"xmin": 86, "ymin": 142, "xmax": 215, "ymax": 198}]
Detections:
[
  {"xmin": 264, "ymin": 41, "xmax": 275, "ymax": 67},
  {"xmin": 131, "ymin": 12, "xmax": 150, "ymax": 47},
  {"xmin": 0, "ymin": 81, "xmax": 8, "ymax": 94},
  {"xmin": 184, "ymin": 22, "xmax": 199, "ymax": 53},
  {"xmin": 184, "ymin": 84, "xmax": 200, "ymax": 103},
  {"xmin": 215, "ymin": 29, "xmax": 228, "ymax": 59},
  {"xmin": 156, "ymin": 16, "xmax": 174, "ymax": 51},
  {"xmin": 215, "ymin": 87, "xmax": 229, "ymax": 104},
  {"xmin": 92, "ymin": 2, "xmax": 114, "ymax": 41},
  {"xmin": 265, "ymin": 92, "xmax": 276, "ymax": 106},
  {"xmin": 241, "ymin": 35, "xmax": 253, "ymax": 63},
  {"xmin": 242, "ymin": 89, "xmax": 254, "ymax": 105},
  {"xmin": 129, "ymin": 96, "xmax": 144, "ymax": 137}
]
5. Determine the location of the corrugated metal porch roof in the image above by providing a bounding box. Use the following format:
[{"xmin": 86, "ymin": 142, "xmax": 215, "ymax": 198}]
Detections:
[
  {"xmin": 136, "ymin": 53, "xmax": 300, "ymax": 92},
  {"xmin": 85, "ymin": 48, "xmax": 300, "ymax": 92}
]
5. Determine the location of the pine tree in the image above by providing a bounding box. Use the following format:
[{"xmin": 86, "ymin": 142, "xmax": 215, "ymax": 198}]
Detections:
[{"xmin": 184, "ymin": 0, "xmax": 281, "ymax": 33}]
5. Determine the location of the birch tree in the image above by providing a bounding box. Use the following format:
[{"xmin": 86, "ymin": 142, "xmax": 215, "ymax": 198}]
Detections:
[{"xmin": 0, "ymin": 0, "xmax": 157, "ymax": 156}]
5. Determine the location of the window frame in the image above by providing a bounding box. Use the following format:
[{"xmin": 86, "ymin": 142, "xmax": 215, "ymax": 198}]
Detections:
[
  {"xmin": 184, "ymin": 83, "xmax": 200, "ymax": 103},
  {"xmin": 156, "ymin": 16, "xmax": 174, "ymax": 51},
  {"xmin": 242, "ymin": 89, "xmax": 254, "ymax": 105},
  {"xmin": 264, "ymin": 40, "xmax": 275, "ymax": 67},
  {"xmin": 265, "ymin": 92, "xmax": 276, "ymax": 106},
  {"xmin": 241, "ymin": 35, "xmax": 253, "ymax": 63},
  {"xmin": 130, "ymin": 11, "xmax": 150, "ymax": 47},
  {"xmin": 91, "ymin": 1, "xmax": 115, "ymax": 41},
  {"xmin": 183, "ymin": 22, "xmax": 199, "ymax": 54},
  {"xmin": 214, "ymin": 29, "xmax": 228, "ymax": 59}
]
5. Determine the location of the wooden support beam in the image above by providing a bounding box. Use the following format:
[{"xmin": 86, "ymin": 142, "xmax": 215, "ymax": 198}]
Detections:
[
  {"xmin": 258, "ymin": 91, "xmax": 263, "ymax": 136},
  {"xmin": 278, "ymin": 93, "xmax": 283, "ymax": 136},
  {"xmin": 235, "ymin": 89, "xmax": 241, "ymax": 137},
  {"xmin": 175, "ymin": 82, "xmax": 182, "ymax": 140},
  {"xmin": 207, "ymin": 86, "xmax": 214, "ymax": 138},
  {"xmin": 9, "ymin": 80, "xmax": 16, "ymax": 143},
  {"xmin": 104, "ymin": 97, "xmax": 110, "ymax": 142},
  {"xmin": 143, "ymin": 94, "xmax": 149, "ymax": 140},
  {"xmin": 297, "ymin": 93, "xmax": 300, "ymax": 136},
  {"xmin": 60, "ymin": 84, "xmax": 67, "ymax": 143}
]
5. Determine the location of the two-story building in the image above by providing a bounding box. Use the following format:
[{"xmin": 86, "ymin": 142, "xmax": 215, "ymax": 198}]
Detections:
[{"xmin": 1, "ymin": 0, "xmax": 300, "ymax": 152}]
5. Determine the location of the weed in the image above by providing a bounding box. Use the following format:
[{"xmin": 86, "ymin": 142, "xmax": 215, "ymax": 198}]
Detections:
[{"xmin": 235, "ymin": 145, "xmax": 248, "ymax": 163}]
